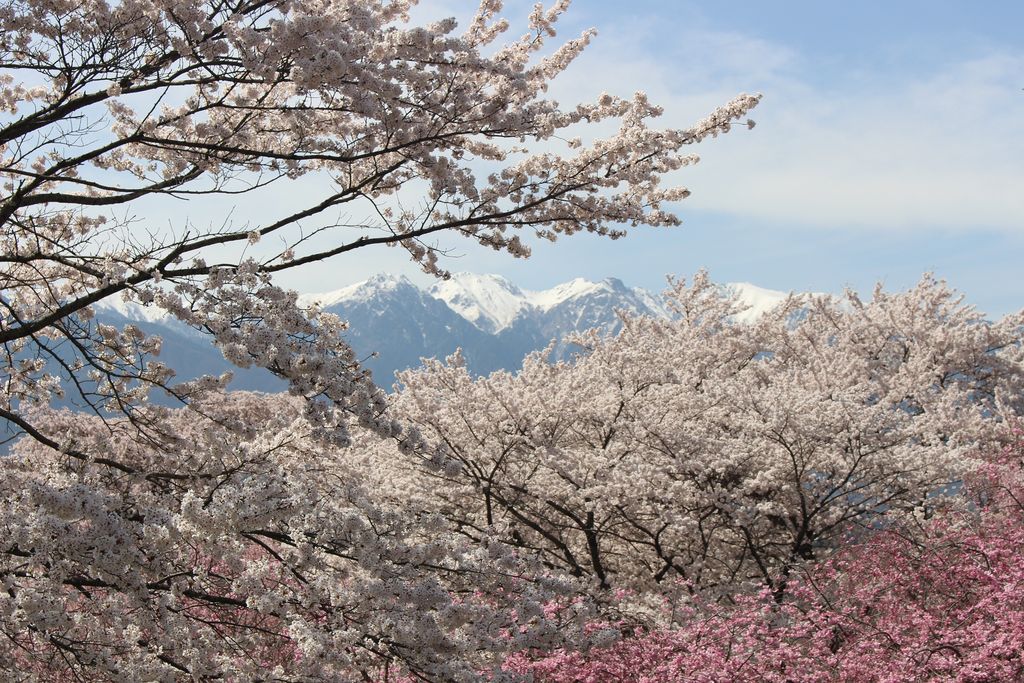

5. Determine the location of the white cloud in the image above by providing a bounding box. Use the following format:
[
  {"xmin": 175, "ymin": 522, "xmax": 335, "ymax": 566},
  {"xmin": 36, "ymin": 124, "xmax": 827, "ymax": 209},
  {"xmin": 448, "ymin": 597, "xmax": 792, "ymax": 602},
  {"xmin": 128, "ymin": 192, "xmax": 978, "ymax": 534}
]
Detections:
[
  {"xmin": 541, "ymin": 21, "xmax": 1024, "ymax": 233},
  {"xmin": 204, "ymin": 5, "xmax": 1024, "ymax": 298},
  {"xmin": 691, "ymin": 54, "xmax": 1024, "ymax": 231}
]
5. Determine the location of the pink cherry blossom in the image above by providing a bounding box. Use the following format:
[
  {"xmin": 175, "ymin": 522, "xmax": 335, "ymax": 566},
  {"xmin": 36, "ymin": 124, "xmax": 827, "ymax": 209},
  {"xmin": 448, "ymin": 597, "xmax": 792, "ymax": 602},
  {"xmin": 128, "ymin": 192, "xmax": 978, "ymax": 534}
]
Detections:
[{"xmin": 505, "ymin": 434, "xmax": 1024, "ymax": 682}]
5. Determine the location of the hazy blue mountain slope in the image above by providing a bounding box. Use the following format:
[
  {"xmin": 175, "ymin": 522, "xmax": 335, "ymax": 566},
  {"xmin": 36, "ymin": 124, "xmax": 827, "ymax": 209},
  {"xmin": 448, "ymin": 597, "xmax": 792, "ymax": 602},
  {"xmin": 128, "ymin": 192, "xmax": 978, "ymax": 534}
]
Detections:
[{"xmin": 89, "ymin": 273, "xmax": 793, "ymax": 389}]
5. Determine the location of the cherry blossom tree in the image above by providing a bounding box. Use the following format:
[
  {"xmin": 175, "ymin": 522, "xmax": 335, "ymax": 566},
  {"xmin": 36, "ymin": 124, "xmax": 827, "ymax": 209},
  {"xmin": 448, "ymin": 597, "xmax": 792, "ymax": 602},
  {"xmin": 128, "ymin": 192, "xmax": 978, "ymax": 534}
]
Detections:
[
  {"xmin": 0, "ymin": 0, "xmax": 760, "ymax": 678},
  {"xmin": 503, "ymin": 433, "xmax": 1024, "ymax": 682},
  {"xmin": 1, "ymin": 0, "xmax": 759, "ymax": 444},
  {"xmin": 4, "ymin": 393, "xmax": 595, "ymax": 680},
  {"xmin": 392, "ymin": 273, "xmax": 1024, "ymax": 599}
]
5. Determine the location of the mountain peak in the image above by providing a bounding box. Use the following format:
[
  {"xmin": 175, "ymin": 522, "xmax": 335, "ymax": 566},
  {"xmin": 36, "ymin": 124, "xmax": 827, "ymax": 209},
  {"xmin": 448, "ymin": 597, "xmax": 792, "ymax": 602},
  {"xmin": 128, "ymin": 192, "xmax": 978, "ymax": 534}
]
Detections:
[
  {"xmin": 602, "ymin": 277, "xmax": 629, "ymax": 292},
  {"xmin": 94, "ymin": 296, "xmax": 171, "ymax": 324},
  {"xmin": 721, "ymin": 282, "xmax": 792, "ymax": 323},
  {"xmin": 429, "ymin": 272, "xmax": 527, "ymax": 334},
  {"xmin": 94, "ymin": 271, "xmax": 806, "ymax": 389},
  {"xmin": 299, "ymin": 273, "xmax": 415, "ymax": 309},
  {"xmin": 446, "ymin": 272, "xmax": 521, "ymax": 291},
  {"xmin": 526, "ymin": 278, "xmax": 603, "ymax": 312}
]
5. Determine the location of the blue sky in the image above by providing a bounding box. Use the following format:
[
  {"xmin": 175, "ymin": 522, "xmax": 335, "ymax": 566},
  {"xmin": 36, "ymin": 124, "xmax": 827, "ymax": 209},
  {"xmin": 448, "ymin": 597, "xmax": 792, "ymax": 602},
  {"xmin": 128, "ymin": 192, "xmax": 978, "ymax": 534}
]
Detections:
[{"xmin": 275, "ymin": 1, "xmax": 1024, "ymax": 316}]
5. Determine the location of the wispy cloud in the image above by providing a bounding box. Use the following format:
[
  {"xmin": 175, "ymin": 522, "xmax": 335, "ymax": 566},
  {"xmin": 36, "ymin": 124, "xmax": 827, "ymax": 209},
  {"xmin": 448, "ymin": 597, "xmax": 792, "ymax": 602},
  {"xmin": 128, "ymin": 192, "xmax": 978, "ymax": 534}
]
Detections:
[
  {"xmin": 544, "ymin": 19, "xmax": 1024, "ymax": 234},
  {"xmin": 270, "ymin": 2, "xmax": 1024, "ymax": 314}
]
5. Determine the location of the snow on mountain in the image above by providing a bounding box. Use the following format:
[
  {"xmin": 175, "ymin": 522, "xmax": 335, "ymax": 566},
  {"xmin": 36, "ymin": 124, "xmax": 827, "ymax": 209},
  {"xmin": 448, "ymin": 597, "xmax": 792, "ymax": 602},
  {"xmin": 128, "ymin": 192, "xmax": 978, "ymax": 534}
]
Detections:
[
  {"xmin": 96, "ymin": 272, "xmax": 802, "ymax": 388},
  {"xmin": 94, "ymin": 296, "xmax": 171, "ymax": 324},
  {"xmin": 298, "ymin": 273, "xmax": 414, "ymax": 309},
  {"xmin": 301, "ymin": 273, "xmax": 505, "ymax": 383},
  {"xmin": 723, "ymin": 282, "xmax": 792, "ymax": 324},
  {"xmin": 427, "ymin": 273, "xmax": 677, "ymax": 336},
  {"xmin": 429, "ymin": 273, "xmax": 527, "ymax": 334},
  {"xmin": 302, "ymin": 273, "xmax": 796, "ymax": 335},
  {"xmin": 525, "ymin": 277, "xmax": 606, "ymax": 312},
  {"xmin": 509, "ymin": 277, "xmax": 670, "ymax": 361},
  {"xmin": 635, "ymin": 288, "xmax": 673, "ymax": 319}
]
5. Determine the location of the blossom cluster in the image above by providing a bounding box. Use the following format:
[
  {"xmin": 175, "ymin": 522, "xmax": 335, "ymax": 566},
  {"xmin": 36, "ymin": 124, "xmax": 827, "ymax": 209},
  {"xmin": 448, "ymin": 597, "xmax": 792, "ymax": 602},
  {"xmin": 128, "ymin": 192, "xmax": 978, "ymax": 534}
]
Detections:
[
  {"xmin": 1, "ymin": 0, "xmax": 756, "ymax": 457},
  {"xmin": 390, "ymin": 272, "xmax": 1024, "ymax": 598},
  {"xmin": 2, "ymin": 393, "xmax": 592, "ymax": 681},
  {"xmin": 4, "ymin": 0, "xmax": 1022, "ymax": 680},
  {"xmin": 504, "ymin": 434, "xmax": 1024, "ymax": 681}
]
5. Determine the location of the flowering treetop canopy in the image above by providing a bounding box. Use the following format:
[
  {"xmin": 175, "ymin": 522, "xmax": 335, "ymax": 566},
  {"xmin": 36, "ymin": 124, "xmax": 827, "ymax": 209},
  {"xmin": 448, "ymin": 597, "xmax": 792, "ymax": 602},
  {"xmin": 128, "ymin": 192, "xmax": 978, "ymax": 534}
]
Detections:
[
  {"xmin": 0, "ymin": 0, "xmax": 759, "ymax": 446},
  {"xmin": 0, "ymin": 5, "xmax": 758, "ymax": 677}
]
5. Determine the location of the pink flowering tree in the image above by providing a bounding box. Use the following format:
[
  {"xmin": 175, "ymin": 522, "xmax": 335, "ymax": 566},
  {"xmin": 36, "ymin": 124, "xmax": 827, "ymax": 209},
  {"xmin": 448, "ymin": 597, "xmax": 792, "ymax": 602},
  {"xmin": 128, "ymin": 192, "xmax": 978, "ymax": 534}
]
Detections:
[
  {"xmin": 391, "ymin": 273, "xmax": 1024, "ymax": 599},
  {"xmin": 504, "ymin": 433, "xmax": 1024, "ymax": 681},
  {"xmin": 0, "ymin": 0, "xmax": 760, "ymax": 678}
]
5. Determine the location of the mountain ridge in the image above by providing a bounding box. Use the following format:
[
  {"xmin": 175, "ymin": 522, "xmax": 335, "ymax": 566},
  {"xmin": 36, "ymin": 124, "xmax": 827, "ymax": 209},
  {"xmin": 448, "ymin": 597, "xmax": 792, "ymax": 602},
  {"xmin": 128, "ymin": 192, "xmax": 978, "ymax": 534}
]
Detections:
[{"xmin": 92, "ymin": 273, "xmax": 794, "ymax": 389}]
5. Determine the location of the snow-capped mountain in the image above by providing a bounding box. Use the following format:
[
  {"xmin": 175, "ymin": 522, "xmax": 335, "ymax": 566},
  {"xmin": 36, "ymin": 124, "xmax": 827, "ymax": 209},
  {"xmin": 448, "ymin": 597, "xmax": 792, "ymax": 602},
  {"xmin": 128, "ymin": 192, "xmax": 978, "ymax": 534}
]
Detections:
[
  {"xmin": 523, "ymin": 276, "xmax": 668, "ymax": 333},
  {"xmin": 303, "ymin": 274, "xmax": 504, "ymax": 385},
  {"xmin": 428, "ymin": 273, "xmax": 527, "ymax": 334},
  {"xmin": 96, "ymin": 296, "xmax": 174, "ymax": 325},
  {"xmin": 298, "ymin": 273, "xmax": 413, "ymax": 310},
  {"xmin": 306, "ymin": 273, "xmax": 788, "ymax": 380},
  {"xmin": 425, "ymin": 271, "xmax": 670, "ymax": 333},
  {"xmin": 89, "ymin": 273, "xmax": 796, "ymax": 390},
  {"xmin": 722, "ymin": 282, "xmax": 792, "ymax": 324}
]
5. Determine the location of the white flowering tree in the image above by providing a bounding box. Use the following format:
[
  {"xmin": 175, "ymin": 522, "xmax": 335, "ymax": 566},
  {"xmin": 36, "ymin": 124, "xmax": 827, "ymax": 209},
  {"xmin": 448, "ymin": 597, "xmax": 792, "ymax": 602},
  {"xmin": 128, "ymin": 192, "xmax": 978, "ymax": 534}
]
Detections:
[
  {"xmin": 391, "ymin": 273, "xmax": 1024, "ymax": 603},
  {"xmin": 0, "ymin": 0, "xmax": 759, "ymax": 678},
  {"xmin": 5, "ymin": 393, "xmax": 598, "ymax": 680},
  {"xmin": 1, "ymin": 0, "xmax": 759, "ymax": 440}
]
